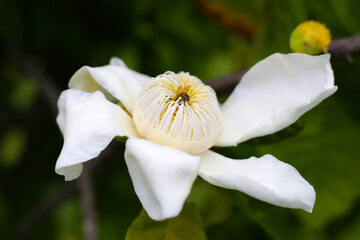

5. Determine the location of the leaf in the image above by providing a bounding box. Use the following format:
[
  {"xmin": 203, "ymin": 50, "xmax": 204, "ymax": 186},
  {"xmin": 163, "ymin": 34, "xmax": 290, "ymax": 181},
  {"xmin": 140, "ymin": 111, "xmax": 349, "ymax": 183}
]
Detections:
[
  {"xmin": 217, "ymin": 97, "xmax": 360, "ymax": 240},
  {"xmin": 187, "ymin": 179, "xmax": 233, "ymax": 228},
  {"xmin": 126, "ymin": 203, "xmax": 207, "ymax": 240},
  {"xmin": 221, "ymin": 189, "xmax": 319, "ymax": 240},
  {"xmin": 256, "ymin": 97, "xmax": 360, "ymax": 230}
]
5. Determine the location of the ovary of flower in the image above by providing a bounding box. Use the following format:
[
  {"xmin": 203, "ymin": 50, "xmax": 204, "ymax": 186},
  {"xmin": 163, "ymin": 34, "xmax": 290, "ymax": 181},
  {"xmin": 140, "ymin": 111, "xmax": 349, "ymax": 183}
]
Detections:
[{"xmin": 55, "ymin": 53, "xmax": 337, "ymax": 221}]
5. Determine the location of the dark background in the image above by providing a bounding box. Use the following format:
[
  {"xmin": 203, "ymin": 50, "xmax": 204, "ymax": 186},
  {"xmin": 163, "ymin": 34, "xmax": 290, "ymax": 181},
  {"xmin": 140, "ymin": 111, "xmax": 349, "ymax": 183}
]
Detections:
[{"xmin": 1, "ymin": 0, "xmax": 360, "ymax": 239}]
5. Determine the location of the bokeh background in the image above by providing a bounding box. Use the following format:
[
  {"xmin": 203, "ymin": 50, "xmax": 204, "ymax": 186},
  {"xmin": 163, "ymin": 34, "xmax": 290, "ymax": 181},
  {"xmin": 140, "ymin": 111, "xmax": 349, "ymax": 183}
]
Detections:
[{"xmin": 1, "ymin": 0, "xmax": 360, "ymax": 239}]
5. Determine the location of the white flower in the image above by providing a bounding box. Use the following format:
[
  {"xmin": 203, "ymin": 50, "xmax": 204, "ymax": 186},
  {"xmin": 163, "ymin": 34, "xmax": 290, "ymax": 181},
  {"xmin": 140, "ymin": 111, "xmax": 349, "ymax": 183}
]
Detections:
[{"xmin": 55, "ymin": 53, "xmax": 337, "ymax": 220}]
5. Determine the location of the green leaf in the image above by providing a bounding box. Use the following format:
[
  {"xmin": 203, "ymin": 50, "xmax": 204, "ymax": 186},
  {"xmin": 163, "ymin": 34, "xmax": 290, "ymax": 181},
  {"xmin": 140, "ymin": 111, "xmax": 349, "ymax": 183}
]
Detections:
[
  {"xmin": 218, "ymin": 97, "xmax": 360, "ymax": 240},
  {"xmin": 257, "ymin": 97, "xmax": 360, "ymax": 230},
  {"xmin": 126, "ymin": 203, "xmax": 207, "ymax": 240},
  {"xmin": 221, "ymin": 189, "xmax": 319, "ymax": 240},
  {"xmin": 187, "ymin": 179, "xmax": 233, "ymax": 228}
]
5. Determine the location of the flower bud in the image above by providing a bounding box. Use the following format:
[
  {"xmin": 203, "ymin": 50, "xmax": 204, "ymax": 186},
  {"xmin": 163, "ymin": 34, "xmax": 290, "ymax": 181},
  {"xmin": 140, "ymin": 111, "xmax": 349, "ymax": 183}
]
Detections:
[{"xmin": 290, "ymin": 20, "xmax": 331, "ymax": 55}]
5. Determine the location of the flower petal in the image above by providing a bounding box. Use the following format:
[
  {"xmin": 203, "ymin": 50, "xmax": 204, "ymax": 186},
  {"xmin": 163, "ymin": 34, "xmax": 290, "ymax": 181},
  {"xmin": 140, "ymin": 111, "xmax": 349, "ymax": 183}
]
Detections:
[
  {"xmin": 56, "ymin": 89, "xmax": 140, "ymax": 181},
  {"xmin": 68, "ymin": 57, "xmax": 150, "ymax": 113},
  {"xmin": 216, "ymin": 53, "xmax": 337, "ymax": 146},
  {"xmin": 125, "ymin": 138, "xmax": 200, "ymax": 220},
  {"xmin": 199, "ymin": 150, "xmax": 315, "ymax": 212}
]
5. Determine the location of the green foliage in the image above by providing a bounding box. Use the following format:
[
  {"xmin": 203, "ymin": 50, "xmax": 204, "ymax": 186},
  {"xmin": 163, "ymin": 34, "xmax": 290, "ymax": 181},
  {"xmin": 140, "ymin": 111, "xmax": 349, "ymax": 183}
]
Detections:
[
  {"xmin": 218, "ymin": 97, "xmax": 360, "ymax": 240},
  {"xmin": 1, "ymin": 0, "xmax": 360, "ymax": 239},
  {"xmin": 257, "ymin": 97, "xmax": 360, "ymax": 231},
  {"xmin": 8, "ymin": 71, "xmax": 38, "ymax": 113},
  {"xmin": 126, "ymin": 203, "xmax": 206, "ymax": 240},
  {"xmin": 329, "ymin": 0, "xmax": 360, "ymax": 34},
  {"xmin": 188, "ymin": 179, "xmax": 234, "ymax": 228},
  {"xmin": 221, "ymin": 189, "xmax": 319, "ymax": 240},
  {"xmin": 52, "ymin": 199, "xmax": 83, "ymax": 240},
  {"xmin": 0, "ymin": 127, "xmax": 26, "ymax": 169}
]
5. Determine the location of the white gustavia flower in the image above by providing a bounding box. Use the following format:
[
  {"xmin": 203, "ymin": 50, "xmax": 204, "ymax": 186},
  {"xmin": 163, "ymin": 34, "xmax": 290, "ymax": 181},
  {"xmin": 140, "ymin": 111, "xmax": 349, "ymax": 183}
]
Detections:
[{"xmin": 55, "ymin": 53, "xmax": 337, "ymax": 220}]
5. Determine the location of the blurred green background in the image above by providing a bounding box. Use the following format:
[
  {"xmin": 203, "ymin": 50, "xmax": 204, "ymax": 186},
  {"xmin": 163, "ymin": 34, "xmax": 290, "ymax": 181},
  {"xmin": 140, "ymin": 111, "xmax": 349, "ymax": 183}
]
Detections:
[{"xmin": 1, "ymin": 0, "xmax": 360, "ymax": 239}]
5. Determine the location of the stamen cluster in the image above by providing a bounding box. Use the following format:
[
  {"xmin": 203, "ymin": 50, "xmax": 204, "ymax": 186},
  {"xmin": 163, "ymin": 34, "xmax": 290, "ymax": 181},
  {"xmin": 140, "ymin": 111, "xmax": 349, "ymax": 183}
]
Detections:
[{"xmin": 132, "ymin": 72, "xmax": 223, "ymax": 154}]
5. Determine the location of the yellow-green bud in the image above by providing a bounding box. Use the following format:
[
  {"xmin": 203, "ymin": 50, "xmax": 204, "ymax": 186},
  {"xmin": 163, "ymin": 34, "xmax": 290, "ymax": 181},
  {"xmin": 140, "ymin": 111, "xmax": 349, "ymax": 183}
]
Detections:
[{"xmin": 290, "ymin": 20, "xmax": 331, "ymax": 55}]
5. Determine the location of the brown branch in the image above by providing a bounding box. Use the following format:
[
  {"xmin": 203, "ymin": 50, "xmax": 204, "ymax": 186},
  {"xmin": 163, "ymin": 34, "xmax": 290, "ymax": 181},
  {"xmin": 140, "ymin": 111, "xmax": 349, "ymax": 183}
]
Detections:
[
  {"xmin": 5, "ymin": 44, "xmax": 102, "ymax": 240},
  {"xmin": 193, "ymin": 0, "xmax": 255, "ymax": 40},
  {"xmin": 5, "ymin": 43, "xmax": 60, "ymax": 117},
  {"xmin": 207, "ymin": 34, "xmax": 360, "ymax": 94},
  {"xmin": 207, "ymin": 69, "xmax": 248, "ymax": 95},
  {"xmin": 328, "ymin": 34, "xmax": 360, "ymax": 61},
  {"xmin": 79, "ymin": 164, "xmax": 98, "ymax": 240},
  {"xmin": 12, "ymin": 141, "xmax": 116, "ymax": 240}
]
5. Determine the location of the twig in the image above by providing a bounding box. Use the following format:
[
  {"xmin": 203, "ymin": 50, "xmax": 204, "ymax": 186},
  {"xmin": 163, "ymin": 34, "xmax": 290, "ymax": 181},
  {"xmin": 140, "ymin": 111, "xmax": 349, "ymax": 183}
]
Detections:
[
  {"xmin": 5, "ymin": 43, "xmax": 60, "ymax": 117},
  {"xmin": 5, "ymin": 44, "xmax": 101, "ymax": 240},
  {"xmin": 207, "ymin": 69, "xmax": 248, "ymax": 95},
  {"xmin": 328, "ymin": 34, "xmax": 360, "ymax": 61},
  {"xmin": 207, "ymin": 34, "xmax": 360, "ymax": 93},
  {"xmin": 12, "ymin": 141, "xmax": 116, "ymax": 240},
  {"xmin": 79, "ymin": 164, "xmax": 98, "ymax": 240},
  {"xmin": 192, "ymin": 0, "xmax": 255, "ymax": 40}
]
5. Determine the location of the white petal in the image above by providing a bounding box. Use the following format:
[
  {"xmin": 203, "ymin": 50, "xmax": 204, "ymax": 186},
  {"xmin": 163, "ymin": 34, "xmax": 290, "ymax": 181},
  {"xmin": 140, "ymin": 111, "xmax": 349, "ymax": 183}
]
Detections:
[
  {"xmin": 68, "ymin": 57, "xmax": 150, "ymax": 113},
  {"xmin": 199, "ymin": 150, "xmax": 315, "ymax": 212},
  {"xmin": 216, "ymin": 53, "xmax": 337, "ymax": 146},
  {"xmin": 125, "ymin": 138, "xmax": 200, "ymax": 220},
  {"xmin": 56, "ymin": 89, "xmax": 140, "ymax": 181}
]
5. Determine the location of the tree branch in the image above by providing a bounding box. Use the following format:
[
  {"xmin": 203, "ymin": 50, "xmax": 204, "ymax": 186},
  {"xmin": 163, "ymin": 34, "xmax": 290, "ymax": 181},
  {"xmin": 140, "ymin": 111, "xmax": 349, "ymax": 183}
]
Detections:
[
  {"xmin": 5, "ymin": 43, "xmax": 60, "ymax": 117},
  {"xmin": 328, "ymin": 34, "xmax": 360, "ymax": 61},
  {"xmin": 192, "ymin": 0, "xmax": 255, "ymax": 40},
  {"xmin": 79, "ymin": 164, "xmax": 98, "ymax": 240},
  {"xmin": 5, "ymin": 44, "xmax": 101, "ymax": 240},
  {"xmin": 207, "ymin": 34, "xmax": 360, "ymax": 94},
  {"xmin": 12, "ymin": 141, "xmax": 116, "ymax": 240},
  {"xmin": 207, "ymin": 69, "xmax": 248, "ymax": 95}
]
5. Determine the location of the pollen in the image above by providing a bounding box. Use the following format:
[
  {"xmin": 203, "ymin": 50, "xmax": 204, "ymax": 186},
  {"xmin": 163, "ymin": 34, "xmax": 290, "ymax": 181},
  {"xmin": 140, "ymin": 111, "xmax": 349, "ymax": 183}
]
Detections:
[{"xmin": 132, "ymin": 72, "xmax": 223, "ymax": 154}]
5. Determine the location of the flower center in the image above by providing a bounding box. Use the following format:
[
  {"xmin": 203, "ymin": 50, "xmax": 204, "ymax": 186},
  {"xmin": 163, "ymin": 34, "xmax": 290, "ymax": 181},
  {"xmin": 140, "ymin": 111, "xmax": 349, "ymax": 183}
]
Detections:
[{"xmin": 132, "ymin": 72, "xmax": 223, "ymax": 154}]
